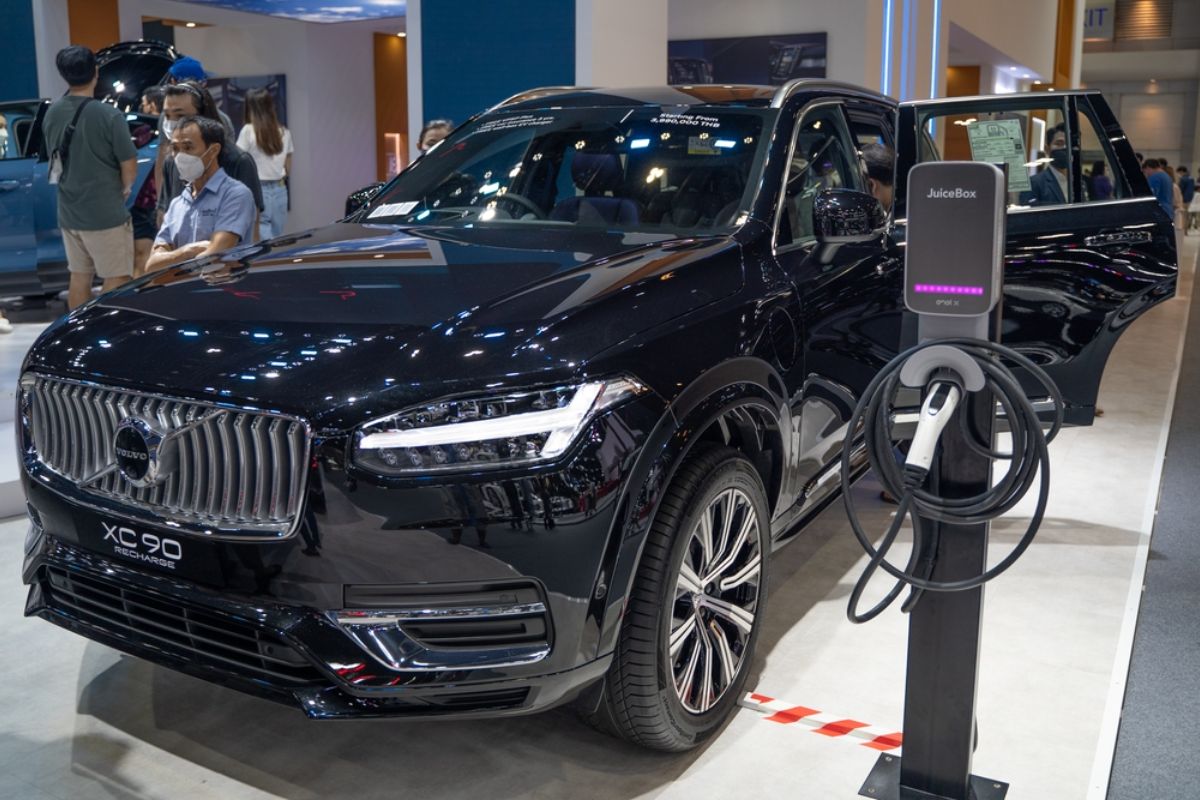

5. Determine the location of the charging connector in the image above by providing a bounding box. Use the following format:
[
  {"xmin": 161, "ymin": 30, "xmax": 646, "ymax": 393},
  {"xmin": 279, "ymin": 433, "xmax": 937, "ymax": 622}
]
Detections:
[
  {"xmin": 842, "ymin": 338, "xmax": 1062, "ymax": 624},
  {"xmin": 903, "ymin": 379, "xmax": 962, "ymax": 489}
]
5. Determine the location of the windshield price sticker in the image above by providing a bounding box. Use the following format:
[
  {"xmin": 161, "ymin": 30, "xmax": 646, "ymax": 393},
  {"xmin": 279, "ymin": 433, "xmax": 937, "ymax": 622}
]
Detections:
[
  {"xmin": 651, "ymin": 112, "xmax": 721, "ymax": 129},
  {"xmin": 474, "ymin": 114, "xmax": 555, "ymax": 135},
  {"xmin": 688, "ymin": 136, "xmax": 719, "ymax": 156},
  {"xmin": 368, "ymin": 201, "xmax": 419, "ymax": 219},
  {"xmin": 966, "ymin": 119, "xmax": 1031, "ymax": 192}
]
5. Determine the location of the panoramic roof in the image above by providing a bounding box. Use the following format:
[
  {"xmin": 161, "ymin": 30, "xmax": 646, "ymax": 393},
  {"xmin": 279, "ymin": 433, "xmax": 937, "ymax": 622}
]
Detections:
[{"xmin": 174, "ymin": 0, "xmax": 406, "ymax": 23}]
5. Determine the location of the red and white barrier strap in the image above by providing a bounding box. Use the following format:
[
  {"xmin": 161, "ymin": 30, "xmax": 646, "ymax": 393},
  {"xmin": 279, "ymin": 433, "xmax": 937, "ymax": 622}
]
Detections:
[{"xmin": 739, "ymin": 692, "xmax": 904, "ymax": 752}]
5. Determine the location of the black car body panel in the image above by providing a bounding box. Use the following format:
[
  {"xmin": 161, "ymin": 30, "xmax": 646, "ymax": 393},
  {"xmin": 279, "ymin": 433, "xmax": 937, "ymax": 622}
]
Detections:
[{"xmin": 20, "ymin": 81, "xmax": 1177, "ymax": 721}]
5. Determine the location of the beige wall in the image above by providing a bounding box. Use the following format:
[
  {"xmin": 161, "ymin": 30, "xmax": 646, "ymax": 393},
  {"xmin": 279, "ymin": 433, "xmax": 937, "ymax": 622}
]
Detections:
[
  {"xmin": 577, "ymin": 0, "xmax": 668, "ymax": 87},
  {"xmin": 944, "ymin": 0, "xmax": 1059, "ymax": 83},
  {"xmin": 116, "ymin": 0, "xmax": 396, "ymax": 233}
]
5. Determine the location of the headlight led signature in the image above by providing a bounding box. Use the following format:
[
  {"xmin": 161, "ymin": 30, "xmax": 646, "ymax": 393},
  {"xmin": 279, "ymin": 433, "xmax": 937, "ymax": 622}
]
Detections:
[{"xmin": 355, "ymin": 377, "xmax": 645, "ymax": 474}]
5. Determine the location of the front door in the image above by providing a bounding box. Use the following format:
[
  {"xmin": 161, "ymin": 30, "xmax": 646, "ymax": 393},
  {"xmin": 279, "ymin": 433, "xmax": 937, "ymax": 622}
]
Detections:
[
  {"xmin": 896, "ymin": 92, "xmax": 1177, "ymax": 425},
  {"xmin": 772, "ymin": 99, "xmax": 902, "ymax": 513}
]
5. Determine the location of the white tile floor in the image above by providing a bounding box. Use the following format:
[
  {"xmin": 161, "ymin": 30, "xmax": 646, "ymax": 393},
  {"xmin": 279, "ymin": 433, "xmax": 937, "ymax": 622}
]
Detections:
[{"xmin": 0, "ymin": 237, "xmax": 1195, "ymax": 800}]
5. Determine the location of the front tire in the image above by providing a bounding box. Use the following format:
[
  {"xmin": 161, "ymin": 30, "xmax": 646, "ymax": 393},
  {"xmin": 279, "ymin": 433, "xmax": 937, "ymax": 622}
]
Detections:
[{"xmin": 594, "ymin": 446, "xmax": 769, "ymax": 751}]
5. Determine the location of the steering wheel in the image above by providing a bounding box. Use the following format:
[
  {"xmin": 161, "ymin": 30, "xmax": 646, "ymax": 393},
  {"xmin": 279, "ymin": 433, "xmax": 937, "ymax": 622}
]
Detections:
[{"xmin": 490, "ymin": 193, "xmax": 546, "ymax": 220}]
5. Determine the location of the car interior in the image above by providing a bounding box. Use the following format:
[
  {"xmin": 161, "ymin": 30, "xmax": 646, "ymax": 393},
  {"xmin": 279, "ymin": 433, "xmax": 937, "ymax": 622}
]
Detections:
[{"xmin": 375, "ymin": 109, "xmax": 769, "ymax": 232}]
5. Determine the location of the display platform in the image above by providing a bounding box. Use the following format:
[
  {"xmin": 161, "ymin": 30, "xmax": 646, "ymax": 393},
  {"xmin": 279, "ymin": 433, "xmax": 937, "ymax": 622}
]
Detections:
[{"xmin": 0, "ymin": 236, "xmax": 1194, "ymax": 800}]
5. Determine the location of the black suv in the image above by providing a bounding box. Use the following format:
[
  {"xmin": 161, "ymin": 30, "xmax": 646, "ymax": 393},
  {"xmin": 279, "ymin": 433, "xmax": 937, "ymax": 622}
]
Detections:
[{"xmin": 20, "ymin": 82, "xmax": 1176, "ymax": 751}]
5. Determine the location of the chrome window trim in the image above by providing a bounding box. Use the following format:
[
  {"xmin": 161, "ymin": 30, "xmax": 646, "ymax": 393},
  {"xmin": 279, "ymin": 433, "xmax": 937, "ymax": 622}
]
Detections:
[
  {"xmin": 771, "ymin": 79, "xmax": 891, "ymax": 109},
  {"xmin": 771, "ymin": 98, "xmax": 851, "ymax": 256},
  {"xmin": 21, "ymin": 371, "xmax": 313, "ymax": 542}
]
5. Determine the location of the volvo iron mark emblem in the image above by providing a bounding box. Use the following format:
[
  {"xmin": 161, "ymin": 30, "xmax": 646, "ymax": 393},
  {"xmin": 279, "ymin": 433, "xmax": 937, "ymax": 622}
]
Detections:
[{"xmin": 113, "ymin": 417, "xmax": 177, "ymax": 488}]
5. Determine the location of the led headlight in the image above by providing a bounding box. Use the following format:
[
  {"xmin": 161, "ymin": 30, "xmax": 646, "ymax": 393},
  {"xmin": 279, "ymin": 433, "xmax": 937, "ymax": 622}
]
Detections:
[{"xmin": 355, "ymin": 377, "xmax": 646, "ymax": 475}]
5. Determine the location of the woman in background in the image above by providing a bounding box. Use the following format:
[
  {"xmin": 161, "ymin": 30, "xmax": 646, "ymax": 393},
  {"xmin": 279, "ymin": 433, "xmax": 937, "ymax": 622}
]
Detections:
[
  {"xmin": 418, "ymin": 119, "xmax": 453, "ymax": 153},
  {"xmin": 237, "ymin": 88, "xmax": 293, "ymax": 240}
]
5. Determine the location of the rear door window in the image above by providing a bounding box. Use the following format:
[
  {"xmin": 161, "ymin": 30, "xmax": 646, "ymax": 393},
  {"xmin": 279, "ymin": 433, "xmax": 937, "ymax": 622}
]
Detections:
[
  {"xmin": 914, "ymin": 97, "xmax": 1071, "ymax": 209},
  {"xmin": 1076, "ymin": 104, "xmax": 1126, "ymax": 202}
]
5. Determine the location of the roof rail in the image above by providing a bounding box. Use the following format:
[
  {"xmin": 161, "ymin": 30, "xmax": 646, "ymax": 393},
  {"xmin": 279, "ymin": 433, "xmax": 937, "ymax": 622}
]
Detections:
[
  {"xmin": 770, "ymin": 79, "xmax": 893, "ymax": 108},
  {"xmin": 490, "ymin": 86, "xmax": 590, "ymax": 112}
]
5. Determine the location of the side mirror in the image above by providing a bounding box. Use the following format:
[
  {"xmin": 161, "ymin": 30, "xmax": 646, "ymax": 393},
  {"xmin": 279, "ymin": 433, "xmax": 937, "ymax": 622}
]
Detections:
[
  {"xmin": 344, "ymin": 182, "xmax": 385, "ymax": 217},
  {"xmin": 813, "ymin": 188, "xmax": 888, "ymax": 244}
]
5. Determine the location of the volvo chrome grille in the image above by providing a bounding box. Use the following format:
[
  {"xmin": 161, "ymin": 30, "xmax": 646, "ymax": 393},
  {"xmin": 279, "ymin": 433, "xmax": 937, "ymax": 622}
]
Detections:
[{"xmin": 24, "ymin": 374, "xmax": 309, "ymax": 536}]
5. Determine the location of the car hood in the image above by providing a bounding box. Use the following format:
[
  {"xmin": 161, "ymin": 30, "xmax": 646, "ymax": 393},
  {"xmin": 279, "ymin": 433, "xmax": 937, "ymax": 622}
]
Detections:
[{"xmin": 25, "ymin": 223, "xmax": 741, "ymax": 430}]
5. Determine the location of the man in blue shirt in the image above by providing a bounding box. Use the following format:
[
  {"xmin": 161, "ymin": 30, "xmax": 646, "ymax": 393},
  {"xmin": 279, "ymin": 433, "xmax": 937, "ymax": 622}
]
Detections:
[
  {"xmin": 1182, "ymin": 166, "xmax": 1197, "ymax": 233},
  {"xmin": 147, "ymin": 116, "xmax": 255, "ymax": 273},
  {"xmin": 1143, "ymin": 158, "xmax": 1174, "ymax": 220}
]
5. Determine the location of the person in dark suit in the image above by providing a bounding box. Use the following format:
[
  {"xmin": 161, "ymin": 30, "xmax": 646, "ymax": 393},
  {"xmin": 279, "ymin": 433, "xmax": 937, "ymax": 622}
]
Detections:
[{"xmin": 1020, "ymin": 123, "xmax": 1069, "ymax": 206}]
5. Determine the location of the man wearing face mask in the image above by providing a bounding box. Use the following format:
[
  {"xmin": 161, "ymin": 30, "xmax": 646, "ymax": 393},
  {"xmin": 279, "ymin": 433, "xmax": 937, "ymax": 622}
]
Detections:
[
  {"xmin": 145, "ymin": 116, "xmax": 255, "ymax": 273},
  {"xmin": 1021, "ymin": 123, "xmax": 1070, "ymax": 206},
  {"xmin": 156, "ymin": 82, "xmax": 262, "ymax": 233}
]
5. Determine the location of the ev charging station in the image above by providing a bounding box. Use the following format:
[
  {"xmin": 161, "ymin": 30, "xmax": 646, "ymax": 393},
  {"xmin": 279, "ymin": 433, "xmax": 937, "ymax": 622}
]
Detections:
[{"xmin": 840, "ymin": 162, "xmax": 1063, "ymax": 800}]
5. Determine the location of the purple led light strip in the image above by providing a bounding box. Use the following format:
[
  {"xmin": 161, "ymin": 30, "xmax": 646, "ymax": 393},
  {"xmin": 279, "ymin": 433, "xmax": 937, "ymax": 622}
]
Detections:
[{"xmin": 913, "ymin": 283, "xmax": 985, "ymax": 296}]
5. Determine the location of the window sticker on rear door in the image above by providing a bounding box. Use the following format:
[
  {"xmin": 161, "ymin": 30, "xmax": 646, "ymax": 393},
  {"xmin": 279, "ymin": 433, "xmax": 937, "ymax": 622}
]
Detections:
[{"xmin": 966, "ymin": 119, "xmax": 1032, "ymax": 192}]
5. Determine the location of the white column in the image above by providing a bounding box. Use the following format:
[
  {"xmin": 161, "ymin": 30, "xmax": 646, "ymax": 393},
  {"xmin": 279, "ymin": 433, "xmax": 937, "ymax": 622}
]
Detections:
[
  {"xmin": 405, "ymin": 0, "xmax": 423, "ymax": 163},
  {"xmin": 576, "ymin": 0, "xmax": 668, "ymax": 87},
  {"xmin": 1068, "ymin": 0, "xmax": 1085, "ymax": 89},
  {"xmin": 1191, "ymin": 82, "xmax": 1200, "ymax": 169},
  {"xmin": 32, "ymin": 0, "xmax": 70, "ymax": 98}
]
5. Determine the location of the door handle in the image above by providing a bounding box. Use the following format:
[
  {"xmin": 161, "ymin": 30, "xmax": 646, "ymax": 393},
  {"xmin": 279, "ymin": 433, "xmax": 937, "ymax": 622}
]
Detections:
[
  {"xmin": 0, "ymin": 180, "xmax": 22, "ymax": 192},
  {"xmin": 1084, "ymin": 231, "xmax": 1152, "ymax": 247},
  {"xmin": 875, "ymin": 257, "xmax": 901, "ymax": 276}
]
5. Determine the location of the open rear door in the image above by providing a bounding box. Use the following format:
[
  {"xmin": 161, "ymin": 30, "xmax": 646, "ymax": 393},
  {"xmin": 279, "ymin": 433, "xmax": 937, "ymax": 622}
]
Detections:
[{"xmin": 895, "ymin": 91, "xmax": 1177, "ymax": 425}]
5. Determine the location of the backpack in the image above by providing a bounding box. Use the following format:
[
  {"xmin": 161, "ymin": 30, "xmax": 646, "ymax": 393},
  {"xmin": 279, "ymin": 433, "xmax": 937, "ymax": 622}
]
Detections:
[{"xmin": 47, "ymin": 98, "xmax": 94, "ymax": 185}]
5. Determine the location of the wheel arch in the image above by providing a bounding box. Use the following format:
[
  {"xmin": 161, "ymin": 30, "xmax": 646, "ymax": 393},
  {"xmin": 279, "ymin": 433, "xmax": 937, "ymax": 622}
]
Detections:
[{"xmin": 584, "ymin": 357, "xmax": 789, "ymax": 671}]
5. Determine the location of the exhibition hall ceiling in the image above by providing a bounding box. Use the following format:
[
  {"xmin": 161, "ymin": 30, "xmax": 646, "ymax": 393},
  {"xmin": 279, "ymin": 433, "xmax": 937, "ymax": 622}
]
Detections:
[{"xmin": 174, "ymin": 0, "xmax": 405, "ymax": 23}]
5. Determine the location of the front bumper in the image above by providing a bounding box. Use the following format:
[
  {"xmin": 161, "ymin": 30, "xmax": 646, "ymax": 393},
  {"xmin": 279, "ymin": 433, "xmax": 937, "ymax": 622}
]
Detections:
[
  {"xmin": 24, "ymin": 536, "xmax": 611, "ymax": 719},
  {"xmin": 18, "ymin": 394, "xmax": 664, "ymax": 718}
]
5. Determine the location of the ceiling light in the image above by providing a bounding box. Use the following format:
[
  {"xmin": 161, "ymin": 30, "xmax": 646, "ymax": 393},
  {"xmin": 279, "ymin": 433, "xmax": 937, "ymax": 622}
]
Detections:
[
  {"xmin": 397, "ymin": 32, "xmax": 406, "ymax": 37},
  {"xmin": 185, "ymin": 21, "xmax": 196, "ymax": 27}
]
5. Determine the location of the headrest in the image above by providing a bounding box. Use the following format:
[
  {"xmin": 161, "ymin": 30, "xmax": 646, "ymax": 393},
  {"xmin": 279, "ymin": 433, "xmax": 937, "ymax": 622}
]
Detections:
[{"xmin": 572, "ymin": 153, "xmax": 623, "ymax": 195}]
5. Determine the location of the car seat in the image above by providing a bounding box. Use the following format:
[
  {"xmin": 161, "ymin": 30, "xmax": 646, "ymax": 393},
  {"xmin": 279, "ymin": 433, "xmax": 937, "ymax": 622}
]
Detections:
[
  {"xmin": 550, "ymin": 153, "xmax": 640, "ymax": 225},
  {"xmin": 661, "ymin": 167, "xmax": 744, "ymax": 228}
]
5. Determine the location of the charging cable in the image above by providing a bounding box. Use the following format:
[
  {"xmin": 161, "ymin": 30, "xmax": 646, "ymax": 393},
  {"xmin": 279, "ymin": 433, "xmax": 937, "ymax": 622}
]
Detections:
[{"xmin": 842, "ymin": 338, "xmax": 1063, "ymax": 624}]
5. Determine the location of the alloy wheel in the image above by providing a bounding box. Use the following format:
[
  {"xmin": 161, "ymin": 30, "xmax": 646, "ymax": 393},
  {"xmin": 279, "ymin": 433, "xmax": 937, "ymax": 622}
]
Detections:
[{"xmin": 669, "ymin": 487, "xmax": 763, "ymax": 714}]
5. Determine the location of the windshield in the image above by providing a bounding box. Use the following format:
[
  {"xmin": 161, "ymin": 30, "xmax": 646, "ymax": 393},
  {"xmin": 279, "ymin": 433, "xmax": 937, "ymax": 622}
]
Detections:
[{"xmin": 362, "ymin": 105, "xmax": 774, "ymax": 233}]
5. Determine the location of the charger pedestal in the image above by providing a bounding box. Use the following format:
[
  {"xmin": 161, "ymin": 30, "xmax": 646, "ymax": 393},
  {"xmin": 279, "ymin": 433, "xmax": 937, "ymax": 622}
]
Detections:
[
  {"xmin": 858, "ymin": 161, "xmax": 1011, "ymax": 800},
  {"xmin": 857, "ymin": 309, "xmax": 1009, "ymax": 800}
]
